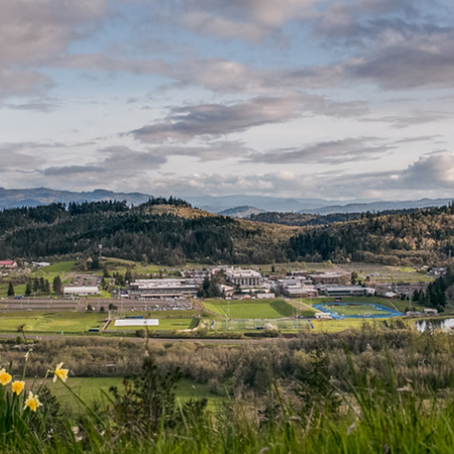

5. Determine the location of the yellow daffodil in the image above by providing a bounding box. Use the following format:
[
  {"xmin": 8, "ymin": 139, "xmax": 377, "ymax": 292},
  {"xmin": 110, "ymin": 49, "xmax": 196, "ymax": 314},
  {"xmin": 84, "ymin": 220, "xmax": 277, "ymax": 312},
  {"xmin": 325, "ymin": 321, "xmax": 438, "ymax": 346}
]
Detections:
[
  {"xmin": 11, "ymin": 380, "xmax": 25, "ymax": 396},
  {"xmin": 53, "ymin": 362, "xmax": 69, "ymax": 383},
  {"xmin": 0, "ymin": 368, "xmax": 12, "ymax": 386},
  {"xmin": 23, "ymin": 391, "xmax": 42, "ymax": 412}
]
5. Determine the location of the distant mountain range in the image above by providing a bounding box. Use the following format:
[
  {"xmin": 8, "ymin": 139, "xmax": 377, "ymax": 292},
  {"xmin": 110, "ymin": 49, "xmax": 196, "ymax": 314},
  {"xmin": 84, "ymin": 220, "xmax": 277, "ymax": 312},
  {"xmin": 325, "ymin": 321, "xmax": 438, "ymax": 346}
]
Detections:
[
  {"xmin": 300, "ymin": 198, "xmax": 454, "ymax": 215},
  {"xmin": 0, "ymin": 188, "xmax": 151, "ymax": 210},
  {"xmin": 0, "ymin": 187, "xmax": 452, "ymax": 215}
]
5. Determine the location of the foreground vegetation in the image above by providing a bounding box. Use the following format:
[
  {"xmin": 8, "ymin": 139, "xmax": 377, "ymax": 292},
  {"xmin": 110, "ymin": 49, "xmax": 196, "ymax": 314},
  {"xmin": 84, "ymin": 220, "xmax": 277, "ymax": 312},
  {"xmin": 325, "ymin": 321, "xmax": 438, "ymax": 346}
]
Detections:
[{"xmin": 3, "ymin": 328, "xmax": 454, "ymax": 452}]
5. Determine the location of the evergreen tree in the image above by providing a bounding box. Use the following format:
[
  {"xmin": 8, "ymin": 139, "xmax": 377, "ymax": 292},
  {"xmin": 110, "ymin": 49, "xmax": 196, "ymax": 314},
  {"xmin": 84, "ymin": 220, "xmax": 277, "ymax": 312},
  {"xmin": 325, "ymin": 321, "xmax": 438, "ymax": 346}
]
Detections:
[
  {"xmin": 25, "ymin": 282, "xmax": 32, "ymax": 296},
  {"xmin": 53, "ymin": 275, "xmax": 62, "ymax": 295},
  {"xmin": 7, "ymin": 281, "xmax": 15, "ymax": 297},
  {"xmin": 33, "ymin": 278, "xmax": 39, "ymax": 293},
  {"xmin": 44, "ymin": 279, "xmax": 51, "ymax": 294}
]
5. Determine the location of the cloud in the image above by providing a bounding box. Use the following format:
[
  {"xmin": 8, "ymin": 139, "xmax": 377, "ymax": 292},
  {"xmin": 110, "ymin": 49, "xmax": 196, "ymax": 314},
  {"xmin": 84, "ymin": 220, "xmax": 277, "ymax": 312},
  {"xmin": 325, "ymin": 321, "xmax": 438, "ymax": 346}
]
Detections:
[
  {"xmin": 131, "ymin": 95, "xmax": 368, "ymax": 143},
  {"xmin": 1, "ymin": 99, "xmax": 60, "ymax": 112},
  {"xmin": 363, "ymin": 111, "xmax": 453, "ymax": 128},
  {"xmin": 311, "ymin": 0, "xmax": 454, "ymax": 89},
  {"xmin": 397, "ymin": 152, "xmax": 454, "ymax": 189},
  {"xmin": 149, "ymin": 141, "xmax": 254, "ymax": 161},
  {"xmin": 182, "ymin": 12, "xmax": 268, "ymax": 42},
  {"xmin": 247, "ymin": 137, "xmax": 393, "ymax": 164},
  {"xmin": 43, "ymin": 146, "xmax": 167, "ymax": 178},
  {"xmin": 0, "ymin": 142, "xmax": 43, "ymax": 170},
  {"xmin": 0, "ymin": 0, "xmax": 106, "ymax": 98}
]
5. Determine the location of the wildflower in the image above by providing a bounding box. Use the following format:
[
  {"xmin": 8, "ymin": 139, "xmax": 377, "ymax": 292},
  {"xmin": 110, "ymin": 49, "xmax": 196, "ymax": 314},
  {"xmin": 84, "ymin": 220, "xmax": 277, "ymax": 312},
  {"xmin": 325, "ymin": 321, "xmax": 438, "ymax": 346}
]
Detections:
[
  {"xmin": 11, "ymin": 380, "xmax": 25, "ymax": 396},
  {"xmin": 53, "ymin": 362, "xmax": 69, "ymax": 383},
  {"xmin": 23, "ymin": 391, "xmax": 42, "ymax": 412},
  {"xmin": 0, "ymin": 368, "xmax": 12, "ymax": 386},
  {"xmin": 25, "ymin": 349, "xmax": 33, "ymax": 362}
]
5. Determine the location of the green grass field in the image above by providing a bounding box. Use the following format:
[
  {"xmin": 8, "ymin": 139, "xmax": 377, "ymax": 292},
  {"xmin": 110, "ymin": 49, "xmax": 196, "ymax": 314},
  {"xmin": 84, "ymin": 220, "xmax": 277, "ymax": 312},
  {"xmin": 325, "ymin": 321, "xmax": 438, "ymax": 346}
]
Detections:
[
  {"xmin": 27, "ymin": 377, "xmax": 224, "ymax": 413},
  {"xmin": 202, "ymin": 298, "xmax": 294, "ymax": 319},
  {"xmin": 0, "ymin": 310, "xmax": 201, "ymax": 334},
  {"xmin": 31, "ymin": 261, "xmax": 76, "ymax": 281},
  {"xmin": 0, "ymin": 311, "xmax": 106, "ymax": 333},
  {"xmin": 107, "ymin": 317, "xmax": 197, "ymax": 331}
]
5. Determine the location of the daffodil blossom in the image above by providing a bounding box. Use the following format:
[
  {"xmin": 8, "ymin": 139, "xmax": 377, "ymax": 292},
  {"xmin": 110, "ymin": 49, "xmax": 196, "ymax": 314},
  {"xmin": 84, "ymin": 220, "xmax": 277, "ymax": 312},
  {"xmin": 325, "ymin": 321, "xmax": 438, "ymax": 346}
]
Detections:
[
  {"xmin": 24, "ymin": 391, "xmax": 42, "ymax": 412},
  {"xmin": 11, "ymin": 380, "xmax": 25, "ymax": 396},
  {"xmin": 0, "ymin": 368, "xmax": 12, "ymax": 386},
  {"xmin": 53, "ymin": 362, "xmax": 69, "ymax": 383}
]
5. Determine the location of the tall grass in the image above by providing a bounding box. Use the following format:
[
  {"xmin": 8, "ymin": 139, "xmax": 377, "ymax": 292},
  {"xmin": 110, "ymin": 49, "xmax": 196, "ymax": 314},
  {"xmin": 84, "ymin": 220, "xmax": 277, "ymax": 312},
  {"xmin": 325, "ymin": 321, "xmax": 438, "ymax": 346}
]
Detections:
[{"xmin": 3, "ymin": 338, "xmax": 454, "ymax": 453}]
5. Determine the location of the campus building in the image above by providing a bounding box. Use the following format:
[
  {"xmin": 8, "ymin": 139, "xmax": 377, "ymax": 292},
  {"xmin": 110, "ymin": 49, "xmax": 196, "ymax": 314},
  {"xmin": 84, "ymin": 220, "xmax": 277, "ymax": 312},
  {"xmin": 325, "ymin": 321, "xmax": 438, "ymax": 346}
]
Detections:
[
  {"xmin": 225, "ymin": 268, "xmax": 263, "ymax": 288},
  {"xmin": 129, "ymin": 279, "xmax": 199, "ymax": 299},
  {"xmin": 320, "ymin": 285, "xmax": 376, "ymax": 297},
  {"xmin": 63, "ymin": 286, "xmax": 100, "ymax": 296},
  {"xmin": 277, "ymin": 277, "xmax": 318, "ymax": 298},
  {"xmin": 308, "ymin": 272, "xmax": 347, "ymax": 285}
]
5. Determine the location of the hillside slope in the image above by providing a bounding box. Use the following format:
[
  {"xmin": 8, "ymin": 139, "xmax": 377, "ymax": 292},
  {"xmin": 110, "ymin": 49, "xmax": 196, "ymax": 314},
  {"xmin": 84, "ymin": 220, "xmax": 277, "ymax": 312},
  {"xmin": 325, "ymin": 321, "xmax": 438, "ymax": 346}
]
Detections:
[{"xmin": 0, "ymin": 199, "xmax": 299, "ymax": 265}]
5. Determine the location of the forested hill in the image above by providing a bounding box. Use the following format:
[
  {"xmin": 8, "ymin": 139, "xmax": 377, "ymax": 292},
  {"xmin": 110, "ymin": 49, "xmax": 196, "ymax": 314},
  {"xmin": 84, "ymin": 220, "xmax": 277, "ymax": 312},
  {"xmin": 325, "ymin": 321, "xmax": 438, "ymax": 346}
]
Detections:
[
  {"xmin": 286, "ymin": 204, "xmax": 454, "ymax": 266},
  {"xmin": 0, "ymin": 198, "xmax": 299, "ymax": 265},
  {"xmin": 1, "ymin": 198, "xmax": 454, "ymax": 266},
  {"xmin": 250, "ymin": 208, "xmax": 420, "ymax": 226}
]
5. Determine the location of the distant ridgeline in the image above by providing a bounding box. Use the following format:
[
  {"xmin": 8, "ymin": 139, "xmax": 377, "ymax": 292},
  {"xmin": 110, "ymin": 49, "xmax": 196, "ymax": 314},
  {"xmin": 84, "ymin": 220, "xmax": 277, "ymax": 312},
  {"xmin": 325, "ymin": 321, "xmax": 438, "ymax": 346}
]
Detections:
[{"xmin": 0, "ymin": 198, "xmax": 454, "ymax": 266}]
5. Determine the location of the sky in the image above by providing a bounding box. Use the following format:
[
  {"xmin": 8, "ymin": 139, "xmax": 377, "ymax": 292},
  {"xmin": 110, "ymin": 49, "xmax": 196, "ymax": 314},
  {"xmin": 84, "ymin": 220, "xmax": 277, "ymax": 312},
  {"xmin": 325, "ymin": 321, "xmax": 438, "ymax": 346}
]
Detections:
[{"xmin": 1, "ymin": 0, "xmax": 454, "ymax": 201}]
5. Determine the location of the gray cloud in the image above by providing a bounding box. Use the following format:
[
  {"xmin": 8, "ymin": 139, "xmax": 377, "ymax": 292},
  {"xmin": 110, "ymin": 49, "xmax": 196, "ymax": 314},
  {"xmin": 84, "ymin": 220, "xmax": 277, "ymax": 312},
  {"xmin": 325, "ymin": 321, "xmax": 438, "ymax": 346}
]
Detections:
[
  {"xmin": 43, "ymin": 146, "xmax": 167, "ymax": 178},
  {"xmin": 131, "ymin": 95, "xmax": 368, "ymax": 144},
  {"xmin": 397, "ymin": 152, "xmax": 454, "ymax": 189},
  {"xmin": 0, "ymin": 0, "xmax": 105, "ymax": 98},
  {"xmin": 247, "ymin": 137, "xmax": 393, "ymax": 164},
  {"xmin": 363, "ymin": 111, "xmax": 452, "ymax": 128},
  {"xmin": 1, "ymin": 99, "xmax": 60, "ymax": 112}
]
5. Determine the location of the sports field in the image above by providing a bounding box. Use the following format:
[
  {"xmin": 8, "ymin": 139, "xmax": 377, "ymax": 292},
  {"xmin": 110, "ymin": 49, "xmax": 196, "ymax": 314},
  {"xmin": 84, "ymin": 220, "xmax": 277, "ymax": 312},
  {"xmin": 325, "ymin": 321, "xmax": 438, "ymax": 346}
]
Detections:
[
  {"xmin": 313, "ymin": 302, "xmax": 402, "ymax": 319},
  {"xmin": 202, "ymin": 298, "xmax": 294, "ymax": 319},
  {"xmin": 106, "ymin": 317, "xmax": 197, "ymax": 331},
  {"xmin": 0, "ymin": 311, "xmax": 106, "ymax": 333}
]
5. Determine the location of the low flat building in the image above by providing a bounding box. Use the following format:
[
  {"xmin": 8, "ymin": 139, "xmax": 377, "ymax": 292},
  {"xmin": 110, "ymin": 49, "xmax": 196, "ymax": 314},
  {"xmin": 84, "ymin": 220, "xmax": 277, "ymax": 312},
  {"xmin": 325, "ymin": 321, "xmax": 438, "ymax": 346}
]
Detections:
[
  {"xmin": 32, "ymin": 261, "xmax": 51, "ymax": 268},
  {"xmin": 63, "ymin": 286, "xmax": 100, "ymax": 296},
  {"xmin": 225, "ymin": 268, "xmax": 263, "ymax": 288},
  {"xmin": 308, "ymin": 272, "xmax": 347, "ymax": 285},
  {"xmin": 129, "ymin": 279, "xmax": 199, "ymax": 299},
  {"xmin": 321, "ymin": 285, "xmax": 376, "ymax": 297},
  {"xmin": 0, "ymin": 260, "xmax": 17, "ymax": 269},
  {"xmin": 219, "ymin": 284, "xmax": 235, "ymax": 298},
  {"xmin": 315, "ymin": 312, "xmax": 332, "ymax": 320},
  {"xmin": 424, "ymin": 308, "xmax": 438, "ymax": 315},
  {"xmin": 256, "ymin": 293, "xmax": 276, "ymax": 299}
]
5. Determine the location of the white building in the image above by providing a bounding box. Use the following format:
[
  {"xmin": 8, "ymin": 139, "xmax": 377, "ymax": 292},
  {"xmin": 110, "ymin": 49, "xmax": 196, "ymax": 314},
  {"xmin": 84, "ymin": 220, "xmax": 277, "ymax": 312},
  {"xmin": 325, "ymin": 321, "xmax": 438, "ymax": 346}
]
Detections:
[
  {"xmin": 63, "ymin": 286, "xmax": 100, "ymax": 296},
  {"xmin": 225, "ymin": 268, "xmax": 263, "ymax": 288},
  {"xmin": 277, "ymin": 277, "xmax": 318, "ymax": 298},
  {"xmin": 32, "ymin": 261, "xmax": 51, "ymax": 268},
  {"xmin": 320, "ymin": 285, "xmax": 376, "ymax": 297},
  {"xmin": 129, "ymin": 279, "xmax": 199, "ymax": 299},
  {"xmin": 315, "ymin": 312, "xmax": 332, "ymax": 320}
]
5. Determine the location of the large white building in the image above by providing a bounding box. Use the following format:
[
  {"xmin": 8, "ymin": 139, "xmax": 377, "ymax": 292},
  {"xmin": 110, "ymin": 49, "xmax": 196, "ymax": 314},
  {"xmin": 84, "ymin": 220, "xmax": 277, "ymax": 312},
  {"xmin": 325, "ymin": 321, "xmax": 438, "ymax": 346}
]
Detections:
[
  {"xmin": 278, "ymin": 277, "xmax": 318, "ymax": 298},
  {"xmin": 129, "ymin": 279, "xmax": 199, "ymax": 299},
  {"xmin": 225, "ymin": 268, "xmax": 263, "ymax": 288},
  {"xmin": 63, "ymin": 286, "xmax": 100, "ymax": 296},
  {"xmin": 320, "ymin": 285, "xmax": 376, "ymax": 297}
]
